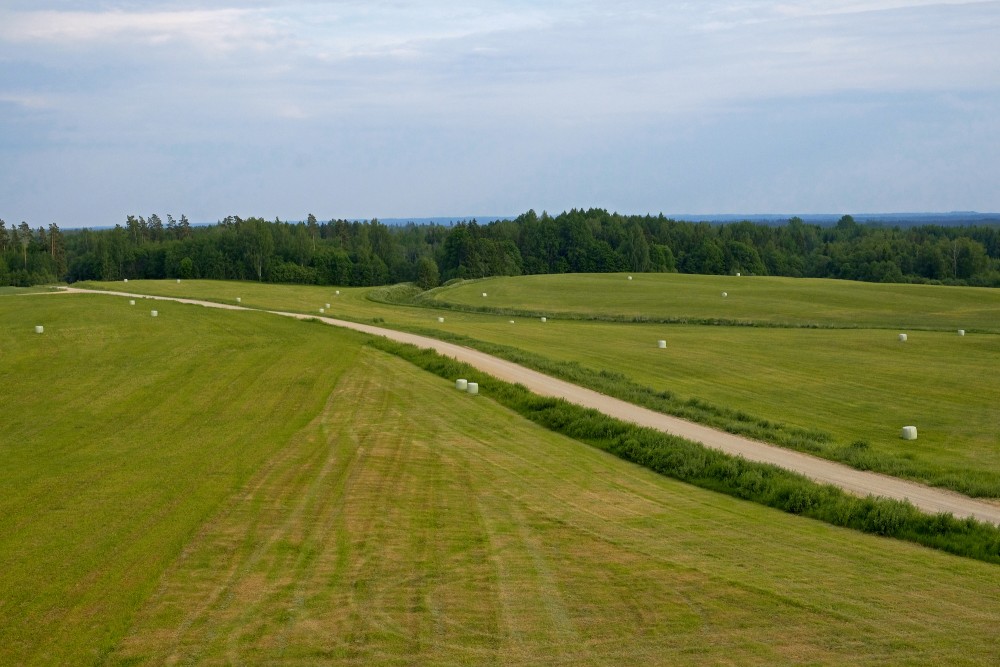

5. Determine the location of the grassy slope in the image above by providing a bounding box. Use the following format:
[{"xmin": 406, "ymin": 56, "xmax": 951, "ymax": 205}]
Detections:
[
  {"xmin": 0, "ymin": 294, "xmax": 361, "ymax": 664},
  {"xmin": 79, "ymin": 279, "xmax": 1000, "ymax": 494},
  {"xmin": 4, "ymin": 292, "xmax": 1000, "ymax": 664},
  {"xmin": 116, "ymin": 350, "xmax": 1000, "ymax": 666}
]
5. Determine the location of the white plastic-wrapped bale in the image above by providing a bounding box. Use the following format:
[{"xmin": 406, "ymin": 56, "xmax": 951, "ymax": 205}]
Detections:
[
  {"xmin": 335, "ymin": 290, "xmax": 340, "ymax": 295},
  {"xmin": 509, "ymin": 320, "xmax": 515, "ymax": 324},
  {"xmin": 438, "ymin": 317, "xmax": 444, "ymax": 323},
  {"xmin": 736, "ymin": 272, "xmax": 741, "ymax": 277},
  {"xmin": 628, "ymin": 276, "xmax": 632, "ymax": 280},
  {"xmin": 236, "ymin": 297, "xmax": 241, "ymax": 303},
  {"xmin": 901, "ymin": 425, "xmax": 918, "ymax": 440},
  {"xmin": 482, "ymin": 292, "xmax": 488, "ymax": 297},
  {"xmin": 326, "ymin": 303, "xmax": 331, "ymax": 309},
  {"xmin": 898, "ymin": 333, "xmax": 907, "ymax": 342},
  {"xmin": 958, "ymin": 329, "xmax": 965, "ymax": 336},
  {"xmin": 456, "ymin": 379, "xmax": 468, "ymax": 391},
  {"xmin": 657, "ymin": 340, "xmax": 666, "ymax": 349},
  {"xmin": 151, "ymin": 310, "xmax": 158, "ymax": 317},
  {"xmin": 124, "ymin": 278, "xmax": 128, "ymax": 283},
  {"xmin": 34, "ymin": 325, "xmax": 44, "ymax": 334},
  {"xmin": 129, "ymin": 299, "xmax": 135, "ymax": 306},
  {"xmin": 721, "ymin": 292, "xmax": 728, "ymax": 297},
  {"xmin": 319, "ymin": 308, "xmax": 325, "ymax": 314},
  {"xmin": 541, "ymin": 317, "xmax": 547, "ymax": 323},
  {"xmin": 176, "ymin": 279, "xmax": 180, "ymax": 283},
  {"xmin": 467, "ymin": 382, "xmax": 479, "ymax": 395}
]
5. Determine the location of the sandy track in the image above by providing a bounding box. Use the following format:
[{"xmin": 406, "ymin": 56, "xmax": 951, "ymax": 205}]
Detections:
[{"xmin": 62, "ymin": 287, "xmax": 1000, "ymax": 525}]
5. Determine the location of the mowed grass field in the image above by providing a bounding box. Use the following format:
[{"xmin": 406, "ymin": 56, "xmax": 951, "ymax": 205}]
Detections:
[
  {"xmin": 428, "ymin": 272, "xmax": 1000, "ymax": 331},
  {"xmin": 4, "ymin": 293, "xmax": 1000, "ymax": 665},
  {"xmin": 81, "ymin": 279, "xmax": 1000, "ymax": 494}
]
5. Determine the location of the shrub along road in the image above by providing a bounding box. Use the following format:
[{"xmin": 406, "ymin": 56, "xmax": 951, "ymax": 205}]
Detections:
[{"xmin": 62, "ymin": 287, "xmax": 1000, "ymax": 525}]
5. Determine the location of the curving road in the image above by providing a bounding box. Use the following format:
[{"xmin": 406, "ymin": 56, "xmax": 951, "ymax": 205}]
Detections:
[{"xmin": 62, "ymin": 287, "xmax": 1000, "ymax": 525}]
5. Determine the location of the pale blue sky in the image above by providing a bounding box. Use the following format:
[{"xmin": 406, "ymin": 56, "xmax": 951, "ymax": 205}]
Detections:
[{"xmin": 2, "ymin": 1, "xmax": 998, "ymax": 227}]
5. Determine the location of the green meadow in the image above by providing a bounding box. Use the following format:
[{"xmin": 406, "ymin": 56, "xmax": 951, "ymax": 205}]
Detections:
[
  {"xmin": 80, "ymin": 278, "xmax": 1000, "ymax": 496},
  {"xmin": 3, "ymin": 293, "xmax": 1000, "ymax": 665},
  {"xmin": 427, "ymin": 272, "xmax": 1000, "ymax": 331}
]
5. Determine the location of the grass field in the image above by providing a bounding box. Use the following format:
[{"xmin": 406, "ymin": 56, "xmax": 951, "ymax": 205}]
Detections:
[
  {"xmin": 426, "ymin": 273, "xmax": 1000, "ymax": 331},
  {"xmin": 0, "ymin": 294, "xmax": 361, "ymax": 664},
  {"xmin": 4, "ymin": 293, "xmax": 1000, "ymax": 664},
  {"xmin": 78, "ymin": 279, "xmax": 1000, "ymax": 495}
]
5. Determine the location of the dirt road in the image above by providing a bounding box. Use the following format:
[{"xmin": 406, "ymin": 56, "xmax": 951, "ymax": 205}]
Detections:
[{"xmin": 62, "ymin": 287, "xmax": 1000, "ymax": 525}]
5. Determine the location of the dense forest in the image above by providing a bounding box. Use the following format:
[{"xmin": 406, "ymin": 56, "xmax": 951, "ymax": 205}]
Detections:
[{"xmin": 2, "ymin": 209, "xmax": 999, "ymax": 288}]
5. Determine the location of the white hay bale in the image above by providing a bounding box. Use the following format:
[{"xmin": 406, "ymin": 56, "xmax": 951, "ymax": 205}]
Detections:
[
  {"xmin": 335, "ymin": 290, "xmax": 340, "ymax": 295},
  {"xmin": 541, "ymin": 317, "xmax": 547, "ymax": 323},
  {"xmin": 898, "ymin": 333, "xmax": 907, "ymax": 342},
  {"xmin": 482, "ymin": 292, "xmax": 488, "ymax": 297},
  {"xmin": 176, "ymin": 279, "xmax": 180, "ymax": 283},
  {"xmin": 437, "ymin": 317, "xmax": 445, "ymax": 323},
  {"xmin": 628, "ymin": 276, "xmax": 633, "ymax": 280},
  {"xmin": 236, "ymin": 297, "xmax": 241, "ymax": 303},
  {"xmin": 129, "ymin": 299, "xmax": 135, "ymax": 305},
  {"xmin": 901, "ymin": 425, "xmax": 918, "ymax": 440},
  {"xmin": 456, "ymin": 378, "xmax": 468, "ymax": 391},
  {"xmin": 467, "ymin": 382, "xmax": 479, "ymax": 395},
  {"xmin": 509, "ymin": 320, "xmax": 515, "ymax": 324},
  {"xmin": 319, "ymin": 308, "xmax": 325, "ymax": 314},
  {"xmin": 657, "ymin": 340, "xmax": 666, "ymax": 348},
  {"xmin": 34, "ymin": 325, "xmax": 44, "ymax": 334},
  {"xmin": 958, "ymin": 329, "xmax": 965, "ymax": 336},
  {"xmin": 721, "ymin": 291, "xmax": 728, "ymax": 297},
  {"xmin": 151, "ymin": 310, "xmax": 158, "ymax": 317},
  {"xmin": 124, "ymin": 278, "xmax": 128, "ymax": 283},
  {"xmin": 736, "ymin": 272, "xmax": 741, "ymax": 277}
]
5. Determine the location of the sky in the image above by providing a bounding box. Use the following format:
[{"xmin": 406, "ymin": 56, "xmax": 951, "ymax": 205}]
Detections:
[{"xmin": 1, "ymin": 1, "xmax": 999, "ymax": 228}]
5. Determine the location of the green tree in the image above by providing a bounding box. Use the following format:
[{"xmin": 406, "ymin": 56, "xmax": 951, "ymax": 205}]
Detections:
[
  {"xmin": 618, "ymin": 223, "xmax": 651, "ymax": 272},
  {"xmin": 48, "ymin": 223, "xmax": 67, "ymax": 278},
  {"xmin": 18, "ymin": 222, "xmax": 31, "ymax": 269},
  {"xmin": 178, "ymin": 214, "xmax": 192, "ymax": 240},
  {"xmin": 415, "ymin": 256, "xmax": 440, "ymax": 289},
  {"xmin": 650, "ymin": 244, "xmax": 676, "ymax": 272},
  {"xmin": 307, "ymin": 213, "xmax": 319, "ymax": 252},
  {"xmin": 238, "ymin": 218, "xmax": 274, "ymax": 281}
]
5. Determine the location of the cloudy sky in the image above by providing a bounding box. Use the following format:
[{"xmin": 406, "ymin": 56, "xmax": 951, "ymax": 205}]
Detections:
[{"xmin": 2, "ymin": 1, "xmax": 998, "ymax": 227}]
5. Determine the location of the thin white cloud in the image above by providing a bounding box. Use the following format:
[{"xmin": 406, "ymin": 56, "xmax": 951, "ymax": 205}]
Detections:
[
  {"xmin": 0, "ymin": 93, "xmax": 54, "ymax": 110},
  {"xmin": 0, "ymin": 8, "xmax": 282, "ymax": 49}
]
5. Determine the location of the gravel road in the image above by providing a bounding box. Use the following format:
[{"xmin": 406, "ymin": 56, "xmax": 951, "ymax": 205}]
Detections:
[{"xmin": 63, "ymin": 287, "xmax": 1000, "ymax": 525}]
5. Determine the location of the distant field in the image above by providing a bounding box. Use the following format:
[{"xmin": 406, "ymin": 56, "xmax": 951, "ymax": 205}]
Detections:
[
  {"xmin": 79, "ymin": 279, "xmax": 1000, "ymax": 495},
  {"xmin": 427, "ymin": 273, "xmax": 1000, "ymax": 331},
  {"xmin": 4, "ymin": 294, "xmax": 1000, "ymax": 664}
]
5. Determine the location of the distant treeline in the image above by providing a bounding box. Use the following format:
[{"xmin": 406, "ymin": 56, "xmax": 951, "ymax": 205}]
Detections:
[{"xmin": 2, "ymin": 209, "xmax": 999, "ymax": 287}]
